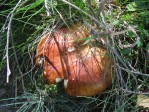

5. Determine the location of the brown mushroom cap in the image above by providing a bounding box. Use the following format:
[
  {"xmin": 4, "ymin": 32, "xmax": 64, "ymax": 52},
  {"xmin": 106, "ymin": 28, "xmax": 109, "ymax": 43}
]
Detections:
[{"xmin": 36, "ymin": 25, "xmax": 113, "ymax": 96}]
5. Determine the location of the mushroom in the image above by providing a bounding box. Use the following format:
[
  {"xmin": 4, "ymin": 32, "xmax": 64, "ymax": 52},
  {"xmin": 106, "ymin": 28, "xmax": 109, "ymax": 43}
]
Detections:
[{"xmin": 36, "ymin": 25, "xmax": 113, "ymax": 96}]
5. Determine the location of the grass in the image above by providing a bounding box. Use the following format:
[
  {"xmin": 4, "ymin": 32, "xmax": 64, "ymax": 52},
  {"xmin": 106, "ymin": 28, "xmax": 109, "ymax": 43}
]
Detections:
[{"xmin": 0, "ymin": 0, "xmax": 149, "ymax": 111}]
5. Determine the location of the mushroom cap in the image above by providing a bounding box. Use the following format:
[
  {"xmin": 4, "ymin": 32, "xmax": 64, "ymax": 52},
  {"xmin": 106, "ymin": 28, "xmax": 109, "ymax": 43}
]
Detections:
[{"xmin": 36, "ymin": 25, "xmax": 113, "ymax": 96}]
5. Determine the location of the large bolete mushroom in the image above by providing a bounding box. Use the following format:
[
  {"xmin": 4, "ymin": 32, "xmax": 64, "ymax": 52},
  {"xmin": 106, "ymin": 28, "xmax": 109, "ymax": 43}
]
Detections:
[{"xmin": 36, "ymin": 25, "xmax": 113, "ymax": 96}]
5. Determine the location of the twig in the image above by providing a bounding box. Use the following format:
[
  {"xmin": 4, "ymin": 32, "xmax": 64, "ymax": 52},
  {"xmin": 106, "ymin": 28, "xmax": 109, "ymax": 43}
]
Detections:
[
  {"xmin": 84, "ymin": 22, "xmax": 138, "ymax": 38},
  {"xmin": 107, "ymin": 40, "xmax": 138, "ymax": 88},
  {"xmin": 62, "ymin": 0, "xmax": 105, "ymax": 30},
  {"xmin": 0, "ymin": 32, "xmax": 2, "ymax": 46},
  {"xmin": 119, "ymin": 22, "xmax": 140, "ymax": 49},
  {"xmin": 122, "ymin": 89, "xmax": 149, "ymax": 95},
  {"xmin": 117, "ymin": 64, "xmax": 149, "ymax": 77},
  {"xmin": 96, "ymin": 0, "xmax": 108, "ymax": 18},
  {"xmin": 111, "ymin": 28, "xmax": 136, "ymax": 36},
  {"xmin": 0, "ymin": 0, "xmax": 7, "ymax": 7},
  {"xmin": 44, "ymin": 0, "xmax": 50, "ymax": 16},
  {"xmin": 55, "ymin": 8, "xmax": 68, "ymax": 28},
  {"xmin": 5, "ymin": 14, "xmax": 12, "ymax": 83},
  {"xmin": 3, "ymin": 0, "xmax": 22, "ymax": 83},
  {"xmin": 11, "ymin": 32, "xmax": 26, "ymax": 93}
]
